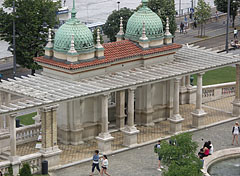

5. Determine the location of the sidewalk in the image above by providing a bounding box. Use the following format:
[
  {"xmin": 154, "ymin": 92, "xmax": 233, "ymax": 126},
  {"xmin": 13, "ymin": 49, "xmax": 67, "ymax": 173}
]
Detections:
[{"xmin": 175, "ymin": 15, "xmax": 240, "ymax": 44}]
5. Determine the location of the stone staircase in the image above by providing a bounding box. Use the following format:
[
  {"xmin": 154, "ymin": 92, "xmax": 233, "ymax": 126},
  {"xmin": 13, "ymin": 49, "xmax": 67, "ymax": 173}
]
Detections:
[{"xmin": 0, "ymin": 151, "xmax": 10, "ymax": 161}]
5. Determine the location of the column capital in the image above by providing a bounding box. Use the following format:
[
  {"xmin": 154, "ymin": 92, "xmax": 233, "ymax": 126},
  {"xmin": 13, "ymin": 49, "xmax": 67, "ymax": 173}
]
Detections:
[
  {"xmin": 101, "ymin": 92, "xmax": 110, "ymax": 97},
  {"xmin": 41, "ymin": 104, "xmax": 59, "ymax": 112},
  {"xmin": 174, "ymin": 77, "xmax": 182, "ymax": 82},
  {"xmin": 197, "ymin": 72, "xmax": 205, "ymax": 76},
  {"xmin": 129, "ymin": 87, "xmax": 137, "ymax": 91},
  {"xmin": 10, "ymin": 113, "xmax": 17, "ymax": 118}
]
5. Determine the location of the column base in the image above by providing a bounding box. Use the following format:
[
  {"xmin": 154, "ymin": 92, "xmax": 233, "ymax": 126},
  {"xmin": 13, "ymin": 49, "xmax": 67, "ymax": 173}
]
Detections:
[
  {"xmin": 135, "ymin": 109, "xmax": 154, "ymax": 126},
  {"xmin": 40, "ymin": 146, "xmax": 62, "ymax": 168},
  {"xmin": 9, "ymin": 156, "xmax": 20, "ymax": 176},
  {"xmin": 232, "ymin": 100, "xmax": 240, "ymax": 117},
  {"xmin": 122, "ymin": 126, "xmax": 139, "ymax": 147},
  {"xmin": 96, "ymin": 133, "xmax": 114, "ymax": 154},
  {"xmin": 187, "ymin": 86, "xmax": 197, "ymax": 104},
  {"xmin": 169, "ymin": 115, "xmax": 184, "ymax": 134},
  {"xmin": 191, "ymin": 109, "xmax": 207, "ymax": 128},
  {"xmin": 179, "ymin": 87, "xmax": 188, "ymax": 105}
]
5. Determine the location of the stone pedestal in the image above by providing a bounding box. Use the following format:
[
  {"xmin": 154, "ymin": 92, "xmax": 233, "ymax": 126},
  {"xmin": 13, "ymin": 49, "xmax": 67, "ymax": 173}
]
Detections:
[
  {"xmin": 10, "ymin": 156, "xmax": 20, "ymax": 176},
  {"xmin": 232, "ymin": 99, "xmax": 240, "ymax": 117},
  {"xmin": 169, "ymin": 115, "xmax": 184, "ymax": 134},
  {"xmin": 70, "ymin": 128, "xmax": 84, "ymax": 145},
  {"xmin": 40, "ymin": 147, "xmax": 62, "ymax": 168},
  {"xmin": 192, "ymin": 109, "xmax": 207, "ymax": 128},
  {"xmin": 96, "ymin": 133, "xmax": 114, "ymax": 154},
  {"xmin": 136, "ymin": 109, "xmax": 154, "ymax": 126},
  {"xmin": 122, "ymin": 127, "xmax": 139, "ymax": 147}
]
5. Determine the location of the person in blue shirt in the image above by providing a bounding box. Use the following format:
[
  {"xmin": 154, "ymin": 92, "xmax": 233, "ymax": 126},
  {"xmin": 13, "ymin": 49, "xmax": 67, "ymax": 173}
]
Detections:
[{"xmin": 90, "ymin": 150, "xmax": 100, "ymax": 176}]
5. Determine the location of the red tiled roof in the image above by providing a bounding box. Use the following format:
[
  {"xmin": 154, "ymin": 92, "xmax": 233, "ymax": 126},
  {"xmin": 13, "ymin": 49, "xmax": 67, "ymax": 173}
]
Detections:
[{"xmin": 35, "ymin": 40, "xmax": 182, "ymax": 70}]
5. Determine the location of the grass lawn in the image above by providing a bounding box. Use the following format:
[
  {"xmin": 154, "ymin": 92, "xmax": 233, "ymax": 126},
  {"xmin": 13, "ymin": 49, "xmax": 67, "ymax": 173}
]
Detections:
[
  {"xmin": 192, "ymin": 66, "xmax": 236, "ymax": 86},
  {"xmin": 17, "ymin": 112, "xmax": 37, "ymax": 126}
]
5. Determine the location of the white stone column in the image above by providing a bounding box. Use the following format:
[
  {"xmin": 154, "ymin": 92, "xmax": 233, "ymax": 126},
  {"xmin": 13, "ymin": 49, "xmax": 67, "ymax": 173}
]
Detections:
[
  {"xmin": 40, "ymin": 104, "xmax": 61, "ymax": 168},
  {"xmin": 186, "ymin": 75, "xmax": 197, "ymax": 104},
  {"xmin": 115, "ymin": 90, "xmax": 126, "ymax": 129},
  {"xmin": 169, "ymin": 78, "xmax": 184, "ymax": 134},
  {"xmin": 96, "ymin": 93, "xmax": 114, "ymax": 153},
  {"xmin": 233, "ymin": 64, "xmax": 240, "ymax": 116},
  {"xmin": 122, "ymin": 88, "xmax": 139, "ymax": 147},
  {"xmin": 179, "ymin": 76, "xmax": 188, "ymax": 105},
  {"xmin": 192, "ymin": 73, "xmax": 207, "ymax": 127},
  {"xmin": 9, "ymin": 113, "xmax": 17, "ymax": 158},
  {"xmin": 185, "ymin": 75, "xmax": 191, "ymax": 88}
]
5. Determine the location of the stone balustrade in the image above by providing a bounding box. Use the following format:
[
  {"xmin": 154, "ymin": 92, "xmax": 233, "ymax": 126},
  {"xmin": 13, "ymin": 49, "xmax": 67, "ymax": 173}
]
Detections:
[
  {"xmin": 202, "ymin": 82, "xmax": 235, "ymax": 103},
  {"xmin": 16, "ymin": 123, "xmax": 41, "ymax": 145},
  {"xmin": 0, "ymin": 153, "xmax": 42, "ymax": 175}
]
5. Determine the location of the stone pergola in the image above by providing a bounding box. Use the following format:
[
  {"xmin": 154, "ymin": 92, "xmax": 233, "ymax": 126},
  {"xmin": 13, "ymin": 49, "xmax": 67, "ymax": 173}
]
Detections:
[{"xmin": 0, "ymin": 45, "xmax": 240, "ymax": 163}]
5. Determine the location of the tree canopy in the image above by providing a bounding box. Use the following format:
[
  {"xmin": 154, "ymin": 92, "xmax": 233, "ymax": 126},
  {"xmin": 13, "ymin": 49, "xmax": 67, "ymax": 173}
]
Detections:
[
  {"xmin": 195, "ymin": 0, "xmax": 211, "ymax": 37},
  {"xmin": 103, "ymin": 7, "xmax": 134, "ymax": 42},
  {"xmin": 148, "ymin": 0, "xmax": 177, "ymax": 35},
  {"xmin": 0, "ymin": 0, "xmax": 60, "ymax": 74},
  {"xmin": 158, "ymin": 133, "xmax": 203, "ymax": 176},
  {"xmin": 214, "ymin": 0, "xmax": 239, "ymax": 27}
]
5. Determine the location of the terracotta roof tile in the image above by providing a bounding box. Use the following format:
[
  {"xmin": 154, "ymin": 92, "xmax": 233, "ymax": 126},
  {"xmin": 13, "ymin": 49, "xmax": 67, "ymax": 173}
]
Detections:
[{"xmin": 35, "ymin": 40, "xmax": 182, "ymax": 70}]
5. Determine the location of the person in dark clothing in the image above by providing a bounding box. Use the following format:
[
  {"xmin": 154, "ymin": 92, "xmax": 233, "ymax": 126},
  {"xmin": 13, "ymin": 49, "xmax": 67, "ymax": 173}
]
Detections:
[
  {"xmin": 90, "ymin": 150, "xmax": 100, "ymax": 176},
  {"xmin": 180, "ymin": 22, "xmax": 184, "ymax": 34}
]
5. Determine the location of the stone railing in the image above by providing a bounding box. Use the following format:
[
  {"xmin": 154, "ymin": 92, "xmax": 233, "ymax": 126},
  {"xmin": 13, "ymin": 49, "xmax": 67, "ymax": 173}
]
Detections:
[
  {"xmin": 20, "ymin": 153, "xmax": 42, "ymax": 174},
  {"xmin": 0, "ymin": 153, "xmax": 42, "ymax": 175},
  {"xmin": 202, "ymin": 82, "xmax": 235, "ymax": 103},
  {"xmin": 0, "ymin": 160, "xmax": 11, "ymax": 175},
  {"xmin": 16, "ymin": 123, "xmax": 41, "ymax": 145}
]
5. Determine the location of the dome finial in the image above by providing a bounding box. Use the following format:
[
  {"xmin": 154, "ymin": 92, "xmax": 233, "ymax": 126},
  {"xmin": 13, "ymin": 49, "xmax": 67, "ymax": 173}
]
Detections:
[
  {"xmin": 142, "ymin": 0, "xmax": 148, "ymax": 7},
  {"xmin": 45, "ymin": 28, "xmax": 53, "ymax": 49},
  {"xmin": 68, "ymin": 34, "xmax": 78, "ymax": 54},
  {"xmin": 71, "ymin": 0, "xmax": 77, "ymax": 19},
  {"xmin": 96, "ymin": 28, "xmax": 103, "ymax": 48},
  {"xmin": 165, "ymin": 17, "xmax": 172, "ymax": 36},
  {"xmin": 117, "ymin": 17, "xmax": 124, "ymax": 36},
  {"xmin": 139, "ymin": 22, "xmax": 148, "ymax": 41}
]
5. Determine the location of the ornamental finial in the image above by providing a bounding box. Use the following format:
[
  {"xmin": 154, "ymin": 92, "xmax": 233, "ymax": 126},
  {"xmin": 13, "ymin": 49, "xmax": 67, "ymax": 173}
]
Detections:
[
  {"xmin": 141, "ymin": 0, "xmax": 148, "ymax": 7},
  {"xmin": 96, "ymin": 28, "xmax": 103, "ymax": 48},
  {"xmin": 117, "ymin": 17, "xmax": 124, "ymax": 36},
  {"xmin": 165, "ymin": 17, "xmax": 172, "ymax": 36},
  {"xmin": 140, "ymin": 22, "xmax": 148, "ymax": 41},
  {"xmin": 68, "ymin": 34, "xmax": 78, "ymax": 54},
  {"xmin": 71, "ymin": 0, "xmax": 77, "ymax": 19},
  {"xmin": 45, "ymin": 28, "xmax": 53, "ymax": 49}
]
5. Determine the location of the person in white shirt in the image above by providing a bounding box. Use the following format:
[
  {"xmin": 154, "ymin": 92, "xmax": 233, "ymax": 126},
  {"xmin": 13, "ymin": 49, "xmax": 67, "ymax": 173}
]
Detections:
[
  {"xmin": 234, "ymin": 28, "xmax": 238, "ymax": 39},
  {"xmin": 208, "ymin": 141, "xmax": 213, "ymax": 155},
  {"xmin": 100, "ymin": 155, "xmax": 110, "ymax": 176},
  {"xmin": 232, "ymin": 122, "xmax": 240, "ymax": 145}
]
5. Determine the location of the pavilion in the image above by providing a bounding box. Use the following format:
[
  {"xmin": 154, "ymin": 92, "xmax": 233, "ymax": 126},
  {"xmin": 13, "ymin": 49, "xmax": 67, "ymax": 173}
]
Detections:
[{"xmin": 0, "ymin": 0, "xmax": 240, "ymax": 175}]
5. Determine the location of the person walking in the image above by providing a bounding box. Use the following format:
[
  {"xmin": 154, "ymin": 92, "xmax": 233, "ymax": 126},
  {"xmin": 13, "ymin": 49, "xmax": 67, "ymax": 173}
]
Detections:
[
  {"xmin": 234, "ymin": 28, "xmax": 238, "ymax": 39},
  {"xmin": 100, "ymin": 155, "xmax": 110, "ymax": 176},
  {"xmin": 180, "ymin": 22, "xmax": 184, "ymax": 34},
  {"xmin": 232, "ymin": 122, "xmax": 240, "ymax": 145},
  {"xmin": 154, "ymin": 140, "xmax": 163, "ymax": 171},
  {"xmin": 90, "ymin": 150, "xmax": 100, "ymax": 176}
]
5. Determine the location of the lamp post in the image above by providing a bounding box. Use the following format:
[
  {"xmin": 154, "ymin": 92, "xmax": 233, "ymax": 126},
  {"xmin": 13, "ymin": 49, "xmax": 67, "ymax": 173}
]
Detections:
[
  {"xmin": 13, "ymin": 0, "xmax": 16, "ymax": 77},
  {"xmin": 225, "ymin": 0, "xmax": 231, "ymax": 53},
  {"xmin": 179, "ymin": 0, "xmax": 181, "ymax": 16},
  {"xmin": 117, "ymin": 1, "xmax": 120, "ymax": 11}
]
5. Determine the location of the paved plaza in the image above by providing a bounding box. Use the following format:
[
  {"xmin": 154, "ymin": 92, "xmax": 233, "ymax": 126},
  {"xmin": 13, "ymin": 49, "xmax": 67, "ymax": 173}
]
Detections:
[{"xmin": 51, "ymin": 115, "xmax": 239, "ymax": 176}]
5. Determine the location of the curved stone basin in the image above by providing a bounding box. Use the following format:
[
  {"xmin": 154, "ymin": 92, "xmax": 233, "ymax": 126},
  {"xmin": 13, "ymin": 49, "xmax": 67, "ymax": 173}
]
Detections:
[
  {"xmin": 208, "ymin": 157, "xmax": 240, "ymax": 176},
  {"xmin": 202, "ymin": 147, "xmax": 240, "ymax": 176}
]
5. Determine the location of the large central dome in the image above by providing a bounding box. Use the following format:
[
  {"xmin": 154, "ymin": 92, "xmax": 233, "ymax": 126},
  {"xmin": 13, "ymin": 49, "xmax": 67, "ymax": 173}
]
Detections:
[
  {"xmin": 125, "ymin": 0, "xmax": 164, "ymax": 42},
  {"xmin": 53, "ymin": 1, "xmax": 94, "ymax": 54}
]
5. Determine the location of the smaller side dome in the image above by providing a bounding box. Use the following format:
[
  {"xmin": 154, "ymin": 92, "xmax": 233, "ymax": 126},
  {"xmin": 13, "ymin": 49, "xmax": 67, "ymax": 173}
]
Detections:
[
  {"xmin": 53, "ymin": 0, "xmax": 95, "ymax": 55},
  {"xmin": 125, "ymin": 0, "xmax": 164, "ymax": 42}
]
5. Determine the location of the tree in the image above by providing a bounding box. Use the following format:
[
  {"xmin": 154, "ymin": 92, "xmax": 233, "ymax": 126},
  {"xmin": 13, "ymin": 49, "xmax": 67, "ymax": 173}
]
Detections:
[
  {"xmin": 103, "ymin": 7, "xmax": 134, "ymax": 42},
  {"xmin": 158, "ymin": 133, "xmax": 203, "ymax": 176},
  {"xmin": 148, "ymin": 0, "xmax": 177, "ymax": 35},
  {"xmin": 19, "ymin": 163, "xmax": 32, "ymax": 176},
  {"xmin": 0, "ymin": 0, "xmax": 60, "ymax": 75},
  {"xmin": 214, "ymin": 0, "xmax": 239, "ymax": 27},
  {"xmin": 195, "ymin": 0, "xmax": 211, "ymax": 37}
]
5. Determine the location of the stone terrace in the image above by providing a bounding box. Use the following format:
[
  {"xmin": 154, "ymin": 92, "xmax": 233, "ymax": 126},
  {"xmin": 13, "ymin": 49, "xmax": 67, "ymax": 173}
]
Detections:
[{"xmin": 16, "ymin": 96, "xmax": 234, "ymax": 165}]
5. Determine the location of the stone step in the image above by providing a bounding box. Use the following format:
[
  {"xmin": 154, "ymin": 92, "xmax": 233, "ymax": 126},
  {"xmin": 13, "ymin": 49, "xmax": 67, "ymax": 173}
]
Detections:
[
  {"xmin": 1, "ymin": 151, "xmax": 10, "ymax": 157},
  {"xmin": 0, "ymin": 154, "xmax": 8, "ymax": 161}
]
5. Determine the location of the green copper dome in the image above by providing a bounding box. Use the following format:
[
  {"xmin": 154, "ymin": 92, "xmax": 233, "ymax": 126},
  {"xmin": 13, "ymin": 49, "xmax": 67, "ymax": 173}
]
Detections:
[
  {"xmin": 53, "ymin": 0, "xmax": 94, "ymax": 54},
  {"xmin": 125, "ymin": 0, "xmax": 164, "ymax": 41}
]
